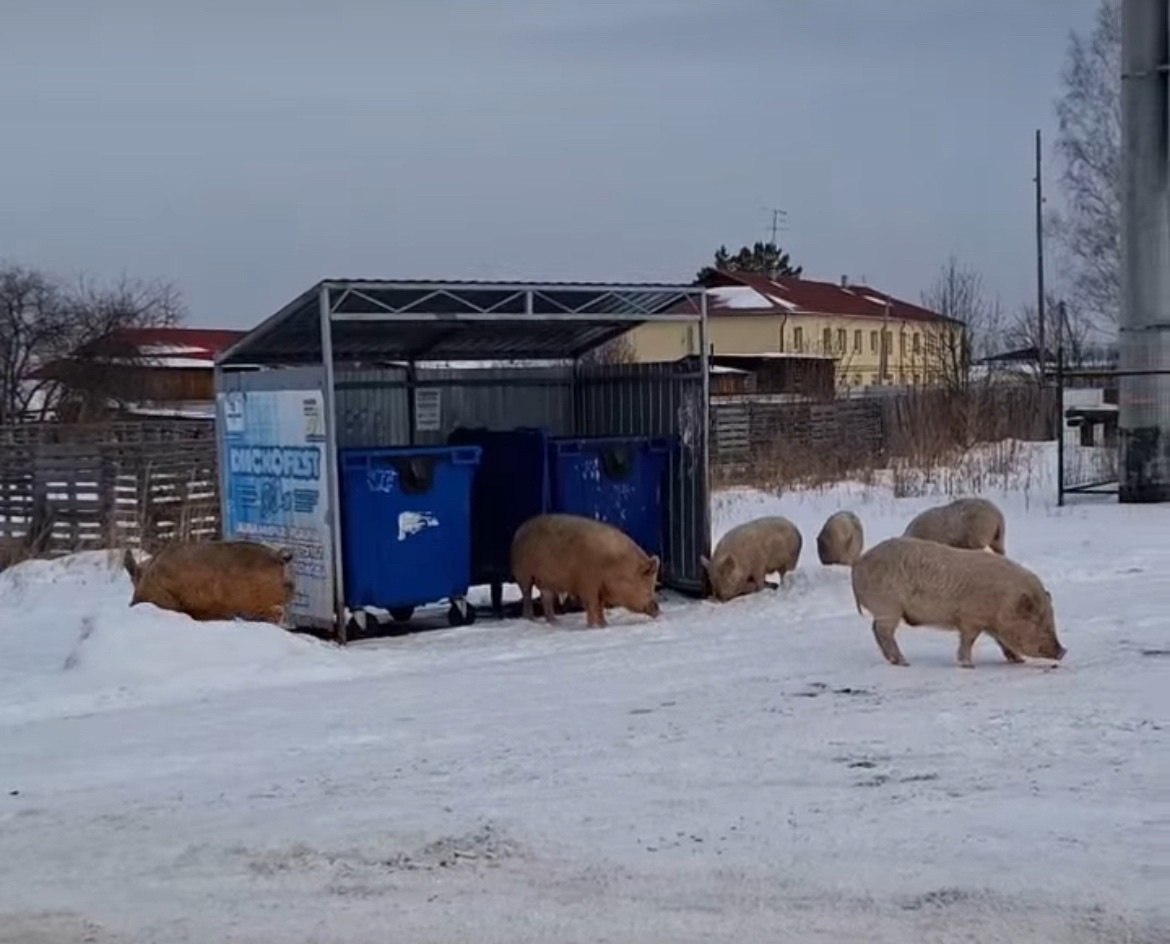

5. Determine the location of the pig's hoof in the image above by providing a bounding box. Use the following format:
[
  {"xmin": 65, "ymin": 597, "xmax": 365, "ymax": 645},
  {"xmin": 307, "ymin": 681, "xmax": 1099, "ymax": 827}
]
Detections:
[{"xmin": 959, "ymin": 661, "xmax": 975, "ymax": 669}]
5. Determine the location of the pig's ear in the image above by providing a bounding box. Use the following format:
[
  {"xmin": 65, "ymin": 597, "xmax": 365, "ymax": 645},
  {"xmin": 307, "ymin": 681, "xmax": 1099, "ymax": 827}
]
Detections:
[
  {"xmin": 699, "ymin": 555, "xmax": 711, "ymax": 575},
  {"xmin": 1015, "ymin": 593, "xmax": 1037, "ymax": 617},
  {"xmin": 718, "ymin": 553, "xmax": 737, "ymax": 574},
  {"xmin": 642, "ymin": 554, "xmax": 660, "ymax": 577}
]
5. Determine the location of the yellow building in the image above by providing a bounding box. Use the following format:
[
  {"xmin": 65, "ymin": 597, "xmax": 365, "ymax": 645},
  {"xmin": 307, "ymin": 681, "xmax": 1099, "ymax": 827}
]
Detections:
[{"xmin": 628, "ymin": 272, "xmax": 965, "ymax": 389}]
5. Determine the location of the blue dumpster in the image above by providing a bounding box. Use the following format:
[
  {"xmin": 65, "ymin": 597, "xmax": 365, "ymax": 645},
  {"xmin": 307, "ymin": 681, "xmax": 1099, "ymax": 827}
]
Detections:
[
  {"xmin": 339, "ymin": 445, "xmax": 481, "ymax": 627},
  {"xmin": 446, "ymin": 426, "xmax": 552, "ymax": 614},
  {"xmin": 548, "ymin": 436, "xmax": 672, "ymax": 558}
]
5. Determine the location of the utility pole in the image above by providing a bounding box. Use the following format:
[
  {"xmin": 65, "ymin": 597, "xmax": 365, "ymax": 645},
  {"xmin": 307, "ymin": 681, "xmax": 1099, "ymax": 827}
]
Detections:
[
  {"xmin": 1034, "ymin": 129, "xmax": 1047, "ymax": 384},
  {"xmin": 879, "ymin": 298, "xmax": 891, "ymax": 384},
  {"xmin": 1118, "ymin": 0, "xmax": 1170, "ymax": 501}
]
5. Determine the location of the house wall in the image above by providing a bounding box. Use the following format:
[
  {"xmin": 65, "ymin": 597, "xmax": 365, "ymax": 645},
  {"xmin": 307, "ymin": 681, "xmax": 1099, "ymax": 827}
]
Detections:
[{"xmin": 626, "ymin": 314, "xmax": 963, "ymax": 388}]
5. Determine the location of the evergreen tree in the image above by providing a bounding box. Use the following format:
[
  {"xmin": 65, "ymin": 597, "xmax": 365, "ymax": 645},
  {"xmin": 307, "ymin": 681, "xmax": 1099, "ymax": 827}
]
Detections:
[{"xmin": 696, "ymin": 242, "xmax": 803, "ymax": 282}]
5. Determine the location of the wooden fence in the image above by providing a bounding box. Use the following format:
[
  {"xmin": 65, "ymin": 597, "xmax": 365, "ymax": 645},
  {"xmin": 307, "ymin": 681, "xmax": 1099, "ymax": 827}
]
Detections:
[
  {"xmin": 0, "ymin": 420, "xmax": 219, "ymax": 556},
  {"xmin": 0, "ymin": 387, "xmax": 1055, "ymax": 556},
  {"xmin": 711, "ymin": 385, "xmax": 1056, "ymax": 477}
]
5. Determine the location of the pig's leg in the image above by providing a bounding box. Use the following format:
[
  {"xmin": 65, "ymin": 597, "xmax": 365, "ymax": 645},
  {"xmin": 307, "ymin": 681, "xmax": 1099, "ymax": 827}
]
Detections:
[
  {"xmin": 956, "ymin": 624, "xmax": 981, "ymax": 669},
  {"xmin": 871, "ymin": 616, "xmax": 908, "ymax": 666},
  {"xmin": 536, "ymin": 586, "xmax": 559, "ymax": 624},
  {"xmin": 583, "ymin": 585, "xmax": 607, "ymax": 628},
  {"xmin": 995, "ymin": 639, "xmax": 1025, "ymax": 664},
  {"xmin": 518, "ymin": 577, "xmax": 535, "ymax": 621}
]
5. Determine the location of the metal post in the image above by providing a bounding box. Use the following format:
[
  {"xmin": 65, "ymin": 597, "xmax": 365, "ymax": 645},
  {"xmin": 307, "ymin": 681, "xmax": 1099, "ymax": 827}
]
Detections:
[
  {"xmin": 318, "ymin": 283, "xmax": 348, "ymax": 642},
  {"xmin": 406, "ymin": 361, "xmax": 417, "ymax": 446},
  {"xmin": 1035, "ymin": 129, "xmax": 1047, "ymax": 384},
  {"xmin": 698, "ymin": 290, "xmax": 711, "ymax": 560},
  {"xmin": 212, "ymin": 364, "xmax": 229, "ymax": 539},
  {"xmin": 1056, "ymin": 301, "xmax": 1066, "ymax": 507},
  {"xmin": 1120, "ymin": 0, "xmax": 1170, "ymax": 501}
]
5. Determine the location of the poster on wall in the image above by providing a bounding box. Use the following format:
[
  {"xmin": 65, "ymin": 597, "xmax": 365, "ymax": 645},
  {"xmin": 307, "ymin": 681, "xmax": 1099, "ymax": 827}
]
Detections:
[{"xmin": 218, "ymin": 388, "xmax": 334, "ymax": 627}]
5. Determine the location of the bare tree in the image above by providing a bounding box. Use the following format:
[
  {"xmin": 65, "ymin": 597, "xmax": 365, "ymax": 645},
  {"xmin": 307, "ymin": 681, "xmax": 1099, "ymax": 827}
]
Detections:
[
  {"xmin": 0, "ymin": 266, "xmax": 63, "ymax": 424},
  {"xmin": 579, "ymin": 331, "xmax": 636, "ymax": 367},
  {"xmin": 0, "ymin": 263, "xmax": 185, "ymax": 423},
  {"xmin": 920, "ymin": 256, "xmax": 1005, "ymax": 387},
  {"xmin": 1051, "ymin": 0, "xmax": 1122, "ymax": 327},
  {"xmin": 1008, "ymin": 294, "xmax": 1094, "ymax": 372}
]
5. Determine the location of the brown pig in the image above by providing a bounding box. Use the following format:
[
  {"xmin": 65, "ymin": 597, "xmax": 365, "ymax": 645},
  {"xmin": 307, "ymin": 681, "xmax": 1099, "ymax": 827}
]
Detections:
[
  {"xmin": 903, "ymin": 496, "xmax": 1006, "ymax": 555},
  {"xmin": 511, "ymin": 513, "xmax": 660, "ymax": 628},
  {"xmin": 123, "ymin": 540, "xmax": 296, "ymax": 626},
  {"xmin": 816, "ymin": 510, "xmax": 864, "ymax": 566},
  {"xmin": 701, "ymin": 516, "xmax": 802, "ymax": 602},
  {"xmin": 851, "ymin": 536, "xmax": 1066, "ymax": 669}
]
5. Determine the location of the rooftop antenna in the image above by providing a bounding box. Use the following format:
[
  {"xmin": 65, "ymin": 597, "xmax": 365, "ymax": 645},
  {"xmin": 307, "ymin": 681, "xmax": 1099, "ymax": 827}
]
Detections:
[
  {"xmin": 762, "ymin": 206, "xmax": 789, "ymax": 245},
  {"xmin": 760, "ymin": 206, "xmax": 789, "ymax": 278}
]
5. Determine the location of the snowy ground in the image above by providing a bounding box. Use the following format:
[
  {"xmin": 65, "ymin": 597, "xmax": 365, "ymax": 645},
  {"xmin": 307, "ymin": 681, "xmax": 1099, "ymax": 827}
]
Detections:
[{"xmin": 1, "ymin": 444, "xmax": 1166, "ymax": 943}]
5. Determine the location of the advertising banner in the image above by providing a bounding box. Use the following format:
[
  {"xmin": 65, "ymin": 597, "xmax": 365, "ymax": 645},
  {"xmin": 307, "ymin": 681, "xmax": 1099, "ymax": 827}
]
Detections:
[{"xmin": 218, "ymin": 389, "xmax": 334, "ymax": 626}]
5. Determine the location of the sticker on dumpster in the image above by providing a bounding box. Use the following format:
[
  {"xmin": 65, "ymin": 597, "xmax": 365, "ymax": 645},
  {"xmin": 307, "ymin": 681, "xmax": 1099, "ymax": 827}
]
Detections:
[
  {"xmin": 367, "ymin": 468, "xmax": 397, "ymax": 493},
  {"xmin": 398, "ymin": 510, "xmax": 439, "ymax": 541}
]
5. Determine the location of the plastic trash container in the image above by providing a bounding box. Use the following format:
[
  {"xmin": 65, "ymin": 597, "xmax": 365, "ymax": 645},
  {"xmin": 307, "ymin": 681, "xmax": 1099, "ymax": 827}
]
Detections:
[
  {"xmin": 339, "ymin": 445, "xmax": 481, "ymax": 627},
  {"xmin": 447, "ymin": 426, "xmax": 552, "ymax": 614},
  {"xmin": 548, "ymin": 436, "xmax": 672, "ymax": 558}
]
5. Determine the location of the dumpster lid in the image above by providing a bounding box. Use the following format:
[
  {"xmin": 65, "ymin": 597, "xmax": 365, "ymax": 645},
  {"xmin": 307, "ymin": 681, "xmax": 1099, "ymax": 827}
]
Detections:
[{"xmin": 218, "ymin": 279, "xmax": 705, "ymax": 366}]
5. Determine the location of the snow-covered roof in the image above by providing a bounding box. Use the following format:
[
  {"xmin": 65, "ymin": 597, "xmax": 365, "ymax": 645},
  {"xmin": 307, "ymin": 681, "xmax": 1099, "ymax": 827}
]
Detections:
[
  {"xmin": 73, "ymin": 328, "xmax": 249, "ymax": 369},
  {"xmin": 708, "ymin": 285, "xmax": 797, "ymax": 312},
  {"xmin": 118, "ymin": 400, "xmax": 217, "ymax": 420}
]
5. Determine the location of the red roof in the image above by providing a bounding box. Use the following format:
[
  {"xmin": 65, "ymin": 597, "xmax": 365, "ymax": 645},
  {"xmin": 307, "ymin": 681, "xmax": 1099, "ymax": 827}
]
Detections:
[
  {"xmin": 99, "ymin": 327, "xmax": 248, "ymax": 360},
  {"xmin": 702, "ymin": 271, "xmax": 958, "ymax": 325},
  {"xmin": 28, "ymin": 328, "xmax": 249, "ymax": 380}
]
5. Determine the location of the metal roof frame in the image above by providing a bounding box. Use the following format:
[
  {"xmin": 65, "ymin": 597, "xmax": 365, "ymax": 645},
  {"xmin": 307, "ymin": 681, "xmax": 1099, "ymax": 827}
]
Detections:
[{"xmin": 217, "ymin": 279, "xmax": 707, "ymax": 367}]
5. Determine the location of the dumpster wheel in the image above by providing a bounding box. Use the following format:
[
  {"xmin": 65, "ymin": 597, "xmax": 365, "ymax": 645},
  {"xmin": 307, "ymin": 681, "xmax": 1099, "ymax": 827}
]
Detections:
[
  {"xmin": 448, "ymin": 599, "xmax": 477, "ymax": 627},
  {"xmin": 389, "ymin": 606, "xmax": 415, "ymax": 624}
]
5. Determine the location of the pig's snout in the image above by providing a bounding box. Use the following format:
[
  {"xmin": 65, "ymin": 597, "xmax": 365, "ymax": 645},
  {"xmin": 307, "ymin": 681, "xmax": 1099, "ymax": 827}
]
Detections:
[{"xmin": 645, "ymin": 599, "xmax": 661, "ymax": 618}]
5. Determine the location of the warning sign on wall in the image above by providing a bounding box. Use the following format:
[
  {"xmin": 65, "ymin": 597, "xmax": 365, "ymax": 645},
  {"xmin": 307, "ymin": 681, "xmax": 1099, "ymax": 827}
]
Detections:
[{"xmin": 414, "ymin": 387, "xmax": 442, "ymax": 432}]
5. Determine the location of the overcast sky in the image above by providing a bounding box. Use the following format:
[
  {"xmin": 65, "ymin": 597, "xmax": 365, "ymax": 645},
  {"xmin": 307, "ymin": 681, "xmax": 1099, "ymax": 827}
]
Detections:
[{"xmin": 3, "ymin": 0, "xmax": 1099, "ymax": 327}]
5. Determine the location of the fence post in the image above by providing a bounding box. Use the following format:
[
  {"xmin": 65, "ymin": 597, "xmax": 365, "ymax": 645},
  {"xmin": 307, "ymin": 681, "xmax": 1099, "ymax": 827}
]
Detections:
[
  {"xmin": 99, "ymin": 448, "xmax": 117, "ymax": 548},
  {"xmin": 1056, "ymin": 344, "xmax": 1065, "ymax": 507}
]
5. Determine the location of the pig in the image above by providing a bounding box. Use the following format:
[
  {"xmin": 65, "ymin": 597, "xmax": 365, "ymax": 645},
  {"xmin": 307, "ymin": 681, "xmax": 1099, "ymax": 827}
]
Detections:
[
  {"xmin": 511, "ymin": 513, "xmax": 660, "ymax": 628},
  {"xmin": 816, "ymin": 510, "xmax": 864, "ymax": 566},
  {"xmin": 850, "ymin": 536, "xmax": 1066, "ymax": 669},
  {"xmin": 701, "ymin": 515, "xmax": 802, "ymax": 602},
  {"xmin": 123, "ymin": 540, "xmax": 296, "ymax": 626},
  {"xmin": 903, "ymin": 496, "xmax": 1006, "ymax": 555}
]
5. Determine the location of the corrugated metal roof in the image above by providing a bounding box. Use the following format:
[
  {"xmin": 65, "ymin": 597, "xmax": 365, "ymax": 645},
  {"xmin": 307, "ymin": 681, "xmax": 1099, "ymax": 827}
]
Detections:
[{"xmin": 218, "ymin": 279, "xmax": 704, "ymax": 366}]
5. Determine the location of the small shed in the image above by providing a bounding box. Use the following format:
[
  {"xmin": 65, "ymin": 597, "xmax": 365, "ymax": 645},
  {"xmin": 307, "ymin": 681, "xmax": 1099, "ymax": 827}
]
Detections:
[
  {"xmin": 215, "ymin": 279, "xmax": 711, "ymax": 640},
  {"xmin": 712, "ymin": 354, "xmax": 836, "ymax": 399}
]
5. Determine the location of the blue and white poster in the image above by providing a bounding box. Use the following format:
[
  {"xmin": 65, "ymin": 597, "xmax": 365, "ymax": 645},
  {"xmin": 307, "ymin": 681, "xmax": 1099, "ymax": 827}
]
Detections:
[{"xmin": 218, "ymin": 389, "xmax": 334, "ymax": 626}]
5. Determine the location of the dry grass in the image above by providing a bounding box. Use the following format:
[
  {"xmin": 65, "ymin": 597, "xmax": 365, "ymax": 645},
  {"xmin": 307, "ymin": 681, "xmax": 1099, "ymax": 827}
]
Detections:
[{"xmin": 714, "ymin": 385, "xmax": 1054, "ymax": 500}]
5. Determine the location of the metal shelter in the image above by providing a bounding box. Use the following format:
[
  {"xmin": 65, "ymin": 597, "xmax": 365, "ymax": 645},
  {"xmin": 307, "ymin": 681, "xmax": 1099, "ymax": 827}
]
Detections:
[{"xmin": 215, "ymin": 279, "xmax": 711, "ymax": 641}]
